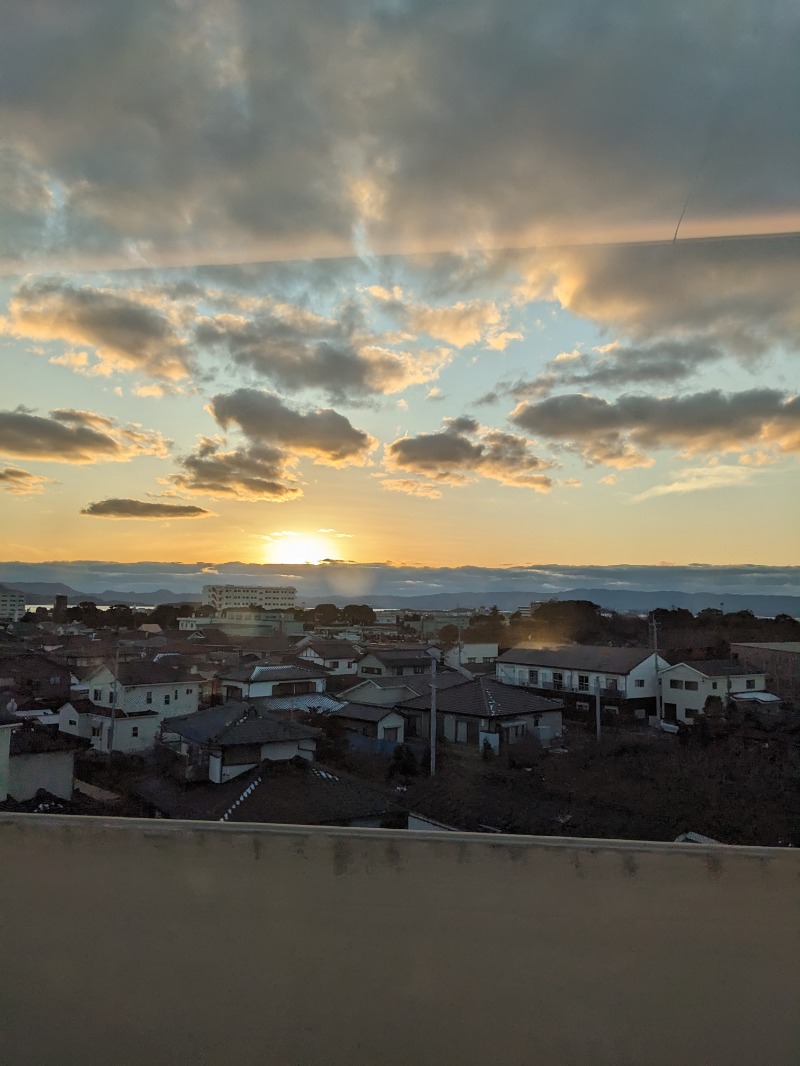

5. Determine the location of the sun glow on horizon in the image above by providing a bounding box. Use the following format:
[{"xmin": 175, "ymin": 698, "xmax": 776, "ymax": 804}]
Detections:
[{"xmin": 263, "ymin": 532, "xmax": 335, "ymax": 565}]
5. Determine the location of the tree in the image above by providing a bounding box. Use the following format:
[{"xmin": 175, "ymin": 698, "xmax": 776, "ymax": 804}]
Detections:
[
  {"xmin": 439, "ymin": 623, "xmax": 459, "ymax": 643},
  {"xmin": 341, "ymin": 603, "xmax": 376, "ymax": 625},
  {"xmin": 387, "ymin": 743, "xmax": 419, "ymax": 780},
  {"xmin": 313, "ymin": 603, "xmax": 341, "ymax": 626}
]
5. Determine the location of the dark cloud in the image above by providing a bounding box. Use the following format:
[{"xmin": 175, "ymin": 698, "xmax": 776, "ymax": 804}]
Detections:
[
  {"xmin": 387, "ymin": 419, "xmax": 553, "ymax": 491},
  {"xmin": 210, "ymin": 388, "xmax": 375, "ymax": 464},
  {"xmin": 510, "ymin": 388, "xmax": 800, "ymax": 467},
  {"xmin": 4, "ymin": 278, "xmax": 193, "ymax": 379},
  {"xmin": 195, "ymin": 309, "xmax": 448, "ymax": 399},
  {"xmin": 510, "ymin": 340, "xmax": 725, "ymax": 399},
  {"xmin": 80, "ymin": 498, "xmax": 213, "ymax": 519},
  {"xmin": 170, "ymin": 439, "xmax": 301, "ymax": 502},
  {"xmin": 2, "ymin": 3, "xmax": 797, "ymax": 266},
  {"xmin": 0, "ymin": 465, "xmax": 53, "ymax": 495},
  {"xmin": 0, "ymin": 406, "xmax": 169, "ymax": 463}
]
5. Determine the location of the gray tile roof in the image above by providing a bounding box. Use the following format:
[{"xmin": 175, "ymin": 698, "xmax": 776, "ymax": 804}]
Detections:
[
  {"xmin": 497, "ymin": 645, "xmax": 655, "ymax": 674},
  {"xmin": 675, "ymin": 660, "xmax": 764, "ymax": 677},
  {"xmin": 332, "ymin": 701, "xmax": 402, "ymax": 724},
  {"xmin": 220, "ymin": 662, "xmax": 328, "ymax": 683},
  {"xmin": 165, "ymin": 702, "xmax": 319, "ymax": 746},
  {"xmin": 400, "ymin": 676, "xmax": 562, "ymax": 718}
]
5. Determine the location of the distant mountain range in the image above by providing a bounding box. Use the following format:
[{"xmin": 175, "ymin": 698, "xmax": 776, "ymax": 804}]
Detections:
[{"xmin": 7, "ymin": 581, "xmax": 799, "ymax": 616}]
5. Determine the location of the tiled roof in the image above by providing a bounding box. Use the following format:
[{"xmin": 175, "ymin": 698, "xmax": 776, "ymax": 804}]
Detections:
[
  {"xmin": 220, "ymin": 662, "xmax": 328, "ymax": 683},
  {"xmin": 497, "ymin": 645, "xmax": 656, "ymax": 673},
  {"xmin": 165, "ymin": 702, "xmax": 319, "ymax": 746},
  {"xmin": 332, "ymin": 701, "xmax": 401, "ymax": 724},
  {"xmin": 672, "ymin": 660, "xmax": 763, "ymax": 678},
  {"xmin": 300, "ymin": 639, "xmax": 363, "ymax": 659},
  {"xmin": 10, "ymin": 724, "xmax": 89, "ymax": 755},
  {"xmin": 400, "ymin": 676, "xmax": 562, "ymax": 718},
  {"xmin": 133, "ymin": 762, "xmax": 397, "ymax": 826}
]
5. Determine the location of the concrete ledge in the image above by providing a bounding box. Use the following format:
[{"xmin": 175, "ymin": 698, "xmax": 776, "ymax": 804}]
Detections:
[{"xmin": 2, "ymin": 815, "xmax": 799, "ymax": 1066}]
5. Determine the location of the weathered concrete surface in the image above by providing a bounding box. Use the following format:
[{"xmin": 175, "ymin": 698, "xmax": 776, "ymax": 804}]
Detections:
[{"xmin": 1, "ymin": 815, "xmax": 798, "ymax": 1066}]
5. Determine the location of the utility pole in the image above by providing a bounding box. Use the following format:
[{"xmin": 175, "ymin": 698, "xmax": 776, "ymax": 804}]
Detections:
[
  {"xmin": 429, "ymin": 655, "xmax": 437, "ymax": 777},
  {"xmin": 108, "ymin": 644, "xmax": 120, "ymax": 754},
  {"xmin": 651, "ymin": 614, "xmax": 662, "ymax": 722}
]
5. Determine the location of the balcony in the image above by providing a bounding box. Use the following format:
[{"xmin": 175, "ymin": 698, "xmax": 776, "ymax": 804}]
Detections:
[{"xmin": 2, "ymin": 814, "xmax": 797, "ymax": 1065}]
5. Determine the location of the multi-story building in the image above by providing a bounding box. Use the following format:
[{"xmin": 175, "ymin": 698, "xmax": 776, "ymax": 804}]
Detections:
[
  {"xmin": 202, "ymin": 584, "xmax": 296, "ymax": 612},
  {"xmin": 730, "ymin": 642, "xmax": 800, "ymax": 708},
  {"xmin": 658, "ymin": 660, "xmax": 768, "ymax": 725},
  {"xmin": 496, "ymin": 645, "xmax": 671, "ymax": 719},
  {"xmin": 0, "ymin": 585, "xmax": 27, "ymax": 622}
]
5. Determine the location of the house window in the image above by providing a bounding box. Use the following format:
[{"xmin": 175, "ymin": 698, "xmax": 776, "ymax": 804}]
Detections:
[
  {"xmin": 413, "ymin": 665, "xmax": 425, "ymax": 674},
  {"xmin": 329, "ymin": 660, "xmax": 339, "ymax": 669},
  {"xmin": 174, "ymin": 690, "xmax": 179, "ymax": 699},
  {"xmin": 185, "ymin": 688, "xmax": 193, "ymax": 695},
  {"xmin": 712, "ymin": 682, "xmax": 718, "ymax": 690},
  {"xmin": 467, "ymin": 657, "xmax": 476, "ymax": 663},
  {"xmin": 669, "ymin": 679, "xmax": 684, "ymax": 689},
  {"xmin": 131, "ymin": 727, "xmax": 139, "ymax": 738},
  {"xmin": 146, "ymin": 691, "xmax": 153, "ymax": 704},
  {"xmin": 109, "ymin": 691, "xmax": 115, "ymax": 704},
  {"xmin": 746, "ymin": 679, "xmax": 756, "ymax": 690},
  {"xmin": 685, "ymin": 680, "xmax": 699, "ymax": 691},
  {"xmin": 552, "ymin": 672, "xmax": 564, "ymax": 690},
  {"xmin": 605, "ymin": 705, "xmax": 619, "ymax": 715},
  {"xmin": 68, "ymin": 719, "xmax": 77, "ymax": 726},
  {"xmin": 93, "ymin": 688, "xmax": 102, "ymax": 701},
  {"xmin": 383, "ymin": 727, "xmax": 399, "ymax": 742},
  {"xmin": 684, "ymin": 709, "xmax": 697, "ymax": 719},
  {"xmin": 455, "ymin": 721, "xmax": 468, "ymax": 743},
  {"xmin": 578, "ymin": 674, "xmax": 589, "ymax": 691},
  {"xmin": 164, "ymin": 694, "xmax": 170, "ymax": 705},
  {"xmin": 528, "ymin": 669, "xmax": 538, "ymax": 685},
  {"xmin": 91, "ymin": 726, "xmax": 102, "ymax": 738},
  {"xmin": 49, "ymin": 675, "xmax": 60, "ymax": 685},
  {"xmin": 606, "ymin": 678, "xmax": 619, "ymax": 691},
  {"xmin": 576, "ymin": 701, "xmax": 590, "ymax": 711},
  {"xmin": 635, "ymin": 679, "xmax": 645, "ymax": 688}
]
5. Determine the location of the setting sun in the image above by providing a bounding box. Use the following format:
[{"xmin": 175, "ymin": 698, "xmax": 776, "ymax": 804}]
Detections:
[{"xmin": 263, "ymin": 532, "xmax": 334, "ymax": 565}]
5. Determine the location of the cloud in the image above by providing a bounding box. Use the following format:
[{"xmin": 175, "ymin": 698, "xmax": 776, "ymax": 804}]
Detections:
[
  {"xmin": 631, "ymin": 465, "xmax": 759, "ymax": 502},
  {"xmin": 209, "ymin": 388, "xmax": 376, "ymax": 465},
  {"xmin": 4, "ymin": 3, "xmax": 798, "ymax": 270},
  {"xmin": 80, "ymin": 498, "xmax": 214, "ymax": 518},
  {"xmin": 386, "ymin": 417, "xmax": 553, "ymax": 491},
  {"xmin": 169, "ymin": 439, "xmax": 302, "ymax": 502},
  {"xmin": 0, "ymin": 406, "xmax": 170, "ymax": 463},
  {"xmin": 509, "ymin": 339, "xmax": 725, "ymax": 398},
  {"xmin": 367, "ymin": 286, "xmax": 518, "ymax": 349},
  {"xmin": 195, "ymin": 308, "xmax": 450, "ymax": 399},
  {"xmin": 0, "ymin": 465, "xmax": 53, "ymax": 495},
  {"xmin": 3, "ymin": 278, "xmax": 193, "ymax": 379},
  {"xmin": 378, "ymin": 478, "xmax": 443, "ymax": 500},
  {"xmin": 510, "ymin": 388, "xmax": 800, "ymax": 467}
]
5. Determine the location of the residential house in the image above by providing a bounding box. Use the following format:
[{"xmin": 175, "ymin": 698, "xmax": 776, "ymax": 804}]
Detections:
[
  {"xmin": 218, "ymin": 662, "xmax": 327, "ymax": 703},
  {"xmin": 330, "ymin": 702, "xmax": 406, "ymax": 744},
  {"xmin": 0, "ymin": 654, "xmax": 71, "ymax": 705},
  {"xmin": 730, "ymin": 642, "xmax": 800, "ymax": 708},
  {"xmin": 400, "ymin": 676, "xmax": 563, "ymax": 750},
  {"xmin": 5, "ymin": 722, "xmax": 89, "ymax": 801},
  {"xmin": 659, "ymin": 660, "xmax": 769, "ymax": 725},
  {"xmin": 339, "ymin": 671, "xmax": 471, "ymax": 711},
  {"xmin": 496, "ymin": 646, "xmax": 671, "ymax": 719},
  {"xmin": 295, "ymin": 637, "xmax": 363, "ymax": 676},
  {"xmin": 58, "ymin": 698, "xmax": 160, "ymax": 754},
  {"xmin": 159, "ymin": 702, "xmax": 318, "ymax": 783},
  {"xmin": 76, "ymin": 661, "xmax": 200, "ymax": 721},
  {"xmin": 357, "ymin": 647, "xmax": 437, "ymax": 678},
  {"xmin": 132, "ymin": 760, "xmax": 403, "ymax": 828},
  {"xmin": 442, "ymin": 642, "xmax": 498, "ymax": 674}
]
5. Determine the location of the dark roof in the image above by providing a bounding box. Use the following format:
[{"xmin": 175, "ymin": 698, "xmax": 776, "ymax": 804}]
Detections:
[
  {"xmin": 341, "ymin": 671, "xmax": 470, "ymax": 698},
  {"xmin": 220, "ymin": 662, "xmax": 328, "ymax": 683},
  {"xmin": 133, "ymin": 761, "xmax": 397, "ymax": 826},
  {"xmin": 10, "ymin": 724, "xmax": 89, "ymax": 756},
  {"xmin": 400, "ymin": 676, "xmax": 562, "ymax": 718},
  {"xmin": 332, "ymin": 701, "xmax": 401, "ymax": 724},
  {"xmin": 0, "ymin": 653, "xmax": 70, "ymax": 678},
  {"xmin": 299, "ymin": 639, "xmax": 362, "ymax": 660},
  {"xmin": 165, "ymin": 703, "xmax": 319, "ymax": 746},
  {"xmin": 60, "ymin": 697, "xmax": 158, "ymax": 720},
  {"xmin": 677, "ymin": 659, "xmax": 763, "ymax": 677},
  {"xmin": 497, "ymin": 645, "xmax": 656, "ymax": 673}
]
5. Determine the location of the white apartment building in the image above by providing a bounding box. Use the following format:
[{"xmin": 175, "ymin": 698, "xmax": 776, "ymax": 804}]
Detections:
[
  {"xmin": 202, "ymin": 584, "xmax": 296, "ymax": 611},
  {"xmin": 0, "ymin": 586, "xmax": 27, "ymax": 622}
]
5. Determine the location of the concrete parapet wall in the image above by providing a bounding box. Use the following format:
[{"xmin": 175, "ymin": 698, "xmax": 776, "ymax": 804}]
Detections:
[{"xmin": 1, "ymin": 815, "xmax": 798, "ymax": 1066}]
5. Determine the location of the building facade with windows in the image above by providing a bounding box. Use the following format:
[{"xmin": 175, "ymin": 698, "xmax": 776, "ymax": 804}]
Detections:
[
  {"xmin": 73, "ymin": 662, "xmax": 200, "ymax": 722},
  {"xmin": 658, "ymin": 660, "xmax": 768, "ymax": 725},
  {"xmin": 496, "ymin": 646, "xmax": 671, "ymax": 719},
  {"xmin": 0, "ymin": 585, "xmax": 26, "ymax": 622},
  {"xmin": 202, "ymin": 584, "xmax": 296, "ymax": 611}
]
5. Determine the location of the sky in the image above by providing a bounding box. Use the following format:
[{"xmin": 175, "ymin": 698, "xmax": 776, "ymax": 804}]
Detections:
[{"xmin": 1, "ymin": 0, "xmax": 798, "ymax": 585}]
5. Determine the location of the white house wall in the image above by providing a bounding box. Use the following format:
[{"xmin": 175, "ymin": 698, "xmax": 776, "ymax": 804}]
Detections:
[
  {"xmin": 496, "ymin": 654, "xmax": 669, "ymax": 700},
  {"xmin": 8, "ymin": 750, "xmax": 75, "ymax": 801},
  {"xmin": 660, "ymin": 665, "xmax": 767, "ymax": 725}
]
